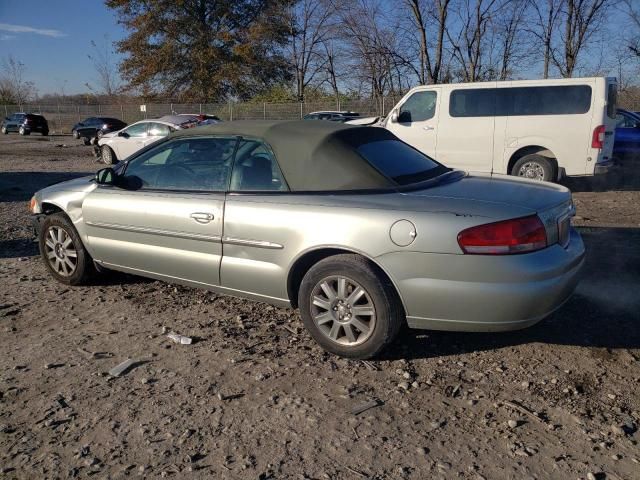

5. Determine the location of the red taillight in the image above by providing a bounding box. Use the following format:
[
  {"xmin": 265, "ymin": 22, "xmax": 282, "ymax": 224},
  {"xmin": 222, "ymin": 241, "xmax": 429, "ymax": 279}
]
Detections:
[
  {"xmin": 457, "ymin": 215, "xmax": 547, "ymax": 255},
  {"xmin": 591, "ymin": 125, "xmax": 605, "ymax": 149}
]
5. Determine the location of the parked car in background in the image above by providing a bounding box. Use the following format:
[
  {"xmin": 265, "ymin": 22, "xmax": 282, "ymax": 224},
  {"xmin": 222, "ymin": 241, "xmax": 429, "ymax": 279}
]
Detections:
[
  {"xmin": 97, "ymin": 118, "xmax": 185, "ymax": 164},
  {"xmin": 304, "ymin": 111, "xmax": 360, "ymax": 122},
  {"xmin": 613, "ymin": 108, "xmax": 640, "ymax": 159},
  {"xmin": 175, "ymin": 113, "xmax": 222, "ymax": 125},
  {"xmin": 30, "ymin": 120, "xmax": 584, "ymax": 359},
  {"xmin": 1, "ymin": 113, "xmax": 49, "ymax": 136},
  {"xmin": 72, "ymin": 117, "xmax": 127, "ymax": 140},
  {"xmin": 383, "ymin": 77, "xmax": 617, "ymax": 182}
]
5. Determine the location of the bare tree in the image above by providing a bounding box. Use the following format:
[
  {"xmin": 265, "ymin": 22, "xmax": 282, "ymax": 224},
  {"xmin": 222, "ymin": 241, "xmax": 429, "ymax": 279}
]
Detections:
[
  {"xmin": 447, "ymin": 0, "xmax": 500, "ymax": 82},
  {"xmin": 495, "ymin": 0, "xmax": 530, "ymax": 80},
  {"xmin": 0, "ymin": 55, "xmax": 36, "ymax": 104},
  {"xmin": 404, "ymin": 0, "xmax": 452, "ymax": 84},
  {"xmin": 622, "ymin": 0, "xmax": 640, "ymax": 57},
  {"xmin": 287, "ymin": 0, "xmax": 336, "ymax": 101},
  {"xmin": 528, "ymin": 0, "xmax": 563, "ymax": 78},
  {"xmin": 551, "ymin": 0, "xmax": 609, "ymax": 78},
  {"xmin": 320, "ymin": 39, "xmax": 342, "ymax": 102},
  {"xmin": 87, "ymin": 34, "xmax": 122, "ymax": 97}
]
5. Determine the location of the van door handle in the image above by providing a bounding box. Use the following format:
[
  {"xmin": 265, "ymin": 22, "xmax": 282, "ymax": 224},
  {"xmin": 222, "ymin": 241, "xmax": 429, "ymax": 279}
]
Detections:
[
  {"xmin": 423, "ymin": 125, "xmax": 434, "ymax": 131},
  {"xmin": 190, "ymin": 212, "xmax": 214, "ymax": 223}
]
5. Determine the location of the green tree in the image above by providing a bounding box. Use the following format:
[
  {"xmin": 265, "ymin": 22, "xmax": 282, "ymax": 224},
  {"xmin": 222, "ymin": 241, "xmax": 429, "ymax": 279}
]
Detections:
[{"xmin": 106, "ymin": 0, "xmax": 293, "ymax": 102}]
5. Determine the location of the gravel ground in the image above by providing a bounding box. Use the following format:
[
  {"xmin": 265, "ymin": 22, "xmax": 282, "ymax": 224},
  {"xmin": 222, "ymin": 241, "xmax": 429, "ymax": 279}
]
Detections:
[{"xmin": 1, "ymin": 134, "xmax": 639, "ymax": 480}]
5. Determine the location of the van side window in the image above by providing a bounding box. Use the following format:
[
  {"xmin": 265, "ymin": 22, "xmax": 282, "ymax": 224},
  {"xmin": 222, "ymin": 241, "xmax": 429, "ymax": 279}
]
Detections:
[
  {"xmin": 399, "ymin": 91, "xmax": 437, "ymax": 122},
  {"xmin": 450, "ymin": 86, "xmax": 592, "ymax": 117}
]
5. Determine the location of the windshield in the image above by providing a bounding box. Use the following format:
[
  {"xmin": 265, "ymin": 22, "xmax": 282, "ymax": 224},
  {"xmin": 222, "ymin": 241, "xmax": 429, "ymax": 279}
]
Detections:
[{"xmin": 356, "ymin": 139, "xmax": 449, "ymax": 185}]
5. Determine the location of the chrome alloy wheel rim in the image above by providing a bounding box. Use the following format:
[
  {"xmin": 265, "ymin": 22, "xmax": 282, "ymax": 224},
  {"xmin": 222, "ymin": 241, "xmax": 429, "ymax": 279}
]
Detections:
[
  {"xmin": 518, "ymin": 162, "xmax": 545, "ymax": 180},
  {"xmin": 44, "ymin": 226, "xmax": 78, "ymax": 277},
  {"xmin": 310, "ymin": 276, "xmax": 376, "ymax": 346}
]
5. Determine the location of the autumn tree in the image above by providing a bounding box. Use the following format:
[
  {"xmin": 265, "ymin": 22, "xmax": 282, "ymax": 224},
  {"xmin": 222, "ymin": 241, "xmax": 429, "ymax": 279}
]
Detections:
[{"xmin": 106, "ymin": 0, "xmax": 292, "ymax": 101}]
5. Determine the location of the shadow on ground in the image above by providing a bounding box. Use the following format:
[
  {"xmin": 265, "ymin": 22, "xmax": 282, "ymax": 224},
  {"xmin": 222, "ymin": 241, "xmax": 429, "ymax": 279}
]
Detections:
[
  {"xmin": 0, "ymin": 171, "xmax": 91, "ymax": 202},
  {"xmin": 384, "ymin": 226, "xmax": 640, "ymax": 360},
  {"xmin": 562, "ymin": 156, "xmax": 640, "ymax": 192}
]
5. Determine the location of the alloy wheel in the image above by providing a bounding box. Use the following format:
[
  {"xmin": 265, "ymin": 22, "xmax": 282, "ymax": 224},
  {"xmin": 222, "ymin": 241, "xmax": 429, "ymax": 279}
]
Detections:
[
  {"xmin": 518, "ymin": 162, "xmax": 545, "ymax": 180},
  {"xmin": 44, "ymin": 226, "xmax": 78, "ymax": 277},
  {"xmin": 310, "ymin": 275, "xmax": 376, "ymax": 346}
]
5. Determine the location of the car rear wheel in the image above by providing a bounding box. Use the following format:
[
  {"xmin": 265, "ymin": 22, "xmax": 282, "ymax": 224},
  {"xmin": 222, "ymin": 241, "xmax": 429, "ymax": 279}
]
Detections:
[
  {"xmin": 101, "ymin": 145, "xmax": 116, "ymax": 164},
  {"xmin": 298, "ymin": 254, "xmax": 403, "ymax": 359},
  {"xmin": 39, "ymin": 213, "xmax": 95, "ymax": 286},
  {"xmin": 512, "ymin": 154, "xmax": 555, "ymax": 182}
]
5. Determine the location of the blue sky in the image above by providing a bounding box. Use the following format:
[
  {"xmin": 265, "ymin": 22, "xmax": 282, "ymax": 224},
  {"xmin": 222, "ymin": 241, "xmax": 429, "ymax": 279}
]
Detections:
[
  {"xmin": 0, "ymin": 0, "xmax": 125, "ymax": 94},
  {"xmin": 0, "ymin": 1, "xmax": 637, "ymax": 97}
]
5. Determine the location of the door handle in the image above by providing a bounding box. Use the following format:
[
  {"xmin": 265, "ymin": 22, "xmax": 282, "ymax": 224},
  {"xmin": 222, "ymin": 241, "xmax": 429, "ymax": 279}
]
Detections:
[
  {"xmin": 423, "ymin": 125, "xmax": 434, "ymax": 131},
  {"xmin": 190, "ymin": 212, "xmax": 214, "ymax": 223}
]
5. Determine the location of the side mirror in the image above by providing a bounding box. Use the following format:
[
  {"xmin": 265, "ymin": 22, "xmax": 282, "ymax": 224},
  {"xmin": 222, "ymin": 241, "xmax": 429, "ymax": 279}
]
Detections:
[
  {"xmin": 95, "ymin": 167, "xmax": 116, "ymax": 185},
  {"xmin": 118, "ymin": 131, "xmax": 129, "ymax": 138},
  {"xmin": 389, "ymin": 111, "xmax": 399, "ymax": 123}
]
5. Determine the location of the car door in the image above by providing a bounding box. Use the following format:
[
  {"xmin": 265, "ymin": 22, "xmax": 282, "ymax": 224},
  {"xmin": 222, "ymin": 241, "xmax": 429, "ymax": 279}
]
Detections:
[
  {"xmin": 221, "ymin": 139, "xmax": 290, "ymax": 301},
  {"xmin": 614, "ymin": 112, "xmax": 640, "ymax": 156},
  {"xmin": 437, "ymin": 85, "xmax": 497, "ymax": 173},
  {"xmin": 83, "ymin": 135, "xmax": 237, "ymax": 286},
  {"xmin": 385, "ymin": 89, "xmax": 439, "ymax": 158},
  {"xmin": 114, "ymin": 122, "xmax": 149, "ymax": 159}
]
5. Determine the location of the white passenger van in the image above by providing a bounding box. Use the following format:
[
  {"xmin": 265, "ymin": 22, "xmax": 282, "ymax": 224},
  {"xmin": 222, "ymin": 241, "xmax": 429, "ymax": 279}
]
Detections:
[{"xmin": 384, "ymin": 77, "xmax": 617, "ymax": 182}]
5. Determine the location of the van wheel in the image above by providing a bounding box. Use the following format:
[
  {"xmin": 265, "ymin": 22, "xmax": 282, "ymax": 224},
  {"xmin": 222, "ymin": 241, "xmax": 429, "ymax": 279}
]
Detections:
[
  {"xmin": 298, "ymin": 254, "xmax": 403, "ymax": 359},
  {"xmin": 512, "ymin": 155, "xmax": 555, "ymax": 182}
]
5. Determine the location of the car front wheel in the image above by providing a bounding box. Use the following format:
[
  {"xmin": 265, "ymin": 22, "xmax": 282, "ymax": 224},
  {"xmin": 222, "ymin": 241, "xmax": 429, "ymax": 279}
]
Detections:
[
  {"xmin": 298, "ymin": 254, "xmax": 403, "ymax": 359},
  {"xmin": 72, "ymin": 130, "xmax": 80, "ymax": 139},
  {"xmin": 39, "ymin": 213, "xmax": 94, "ymax": 285},
  {"xmin": 101, "ymin": 145, "xmax": 116, "ymax": 164},
  {"xmin": 19, "ymin": 126, "xmax": 29, "ymax": 135}
]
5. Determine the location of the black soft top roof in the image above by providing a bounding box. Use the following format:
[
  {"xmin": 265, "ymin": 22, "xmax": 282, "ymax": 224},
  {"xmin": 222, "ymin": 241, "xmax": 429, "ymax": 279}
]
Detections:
[{"xmin": 171, "ymin": 120, "xmax": 398, "ymax": 191}]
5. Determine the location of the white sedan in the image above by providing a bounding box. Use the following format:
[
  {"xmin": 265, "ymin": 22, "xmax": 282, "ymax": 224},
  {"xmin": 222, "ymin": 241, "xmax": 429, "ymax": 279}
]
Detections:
[{"xmin": 97, "ymin": 116, "xmax": 199, "ymax": 164}]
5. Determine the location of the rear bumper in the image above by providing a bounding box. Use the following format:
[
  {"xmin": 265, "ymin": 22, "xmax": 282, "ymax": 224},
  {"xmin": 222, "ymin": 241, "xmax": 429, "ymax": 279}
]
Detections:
[
  {"xmin": 377, "ymin": 228, "xmax": 585, "ymax": 332},
  {"xmin": 594, "ymin": 159, "xmax": 615, "ymax": 175}
]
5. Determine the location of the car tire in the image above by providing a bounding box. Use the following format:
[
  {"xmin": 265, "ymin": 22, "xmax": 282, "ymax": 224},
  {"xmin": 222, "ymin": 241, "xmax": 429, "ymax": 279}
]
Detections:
[
  {"xmin": 38, "ymin": 213, "xmax": 95, "ymax": 286},
  {"xmin": 42, "ymin": 130, "xmax": 48, "ymax": 136},
  {"xmin": 97, "ymin": 130, "xmax": 104, "ymax": 139},
  {"xmin": 298, "ymin": 254, "xmax": 404, "ymax": 359},
  {"xmin": 1, "ymin": 126, "xmax": 7, "ymax": 134},
  {"xmin": 19, "ymin": 126, "xmax": 29, "ymax": 136},
  {"xmin": 83, "ymin": 137, "xmax": 92, "ymax": 146},
  {"xmin": 101, "ymin": 145, "xmax": 116, "ymax": 165},
  {"xmin": 72, "ymin": 130, "xmax": 80, "ymax": 139},
  {"xmin": 512, "ymin": 154, "xmax": 555, "ymax": 182}
]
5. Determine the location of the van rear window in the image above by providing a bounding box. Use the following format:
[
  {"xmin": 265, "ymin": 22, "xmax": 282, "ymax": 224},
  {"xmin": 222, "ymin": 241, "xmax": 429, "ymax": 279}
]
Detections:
[{"xmin": 450, "ymin": 85, "xmax": 592, "ymax": 117}]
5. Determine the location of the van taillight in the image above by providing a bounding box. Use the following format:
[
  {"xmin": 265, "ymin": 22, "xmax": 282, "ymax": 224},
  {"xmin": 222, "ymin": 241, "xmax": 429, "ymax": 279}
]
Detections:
[
  {"xmin": 591, "ymin": 125, "xmax": 605, "ymax": 149},
  {"xmin": 457, "ymin": 215, "xmax": 547, "ymax": 255}
]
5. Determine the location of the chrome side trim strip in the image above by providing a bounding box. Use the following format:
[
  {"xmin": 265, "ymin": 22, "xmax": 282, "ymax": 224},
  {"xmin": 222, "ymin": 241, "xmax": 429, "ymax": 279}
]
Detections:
[
  {"xmin": 85, "ymin": 221, "xmax": 221, "ymax": 242},
  {"xmin": 223, "ymin": 236, "xmax": 284, "ymax": 250}
]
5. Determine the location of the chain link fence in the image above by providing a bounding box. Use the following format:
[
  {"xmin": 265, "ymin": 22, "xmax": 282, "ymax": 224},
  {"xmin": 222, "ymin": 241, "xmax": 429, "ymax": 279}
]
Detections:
[{"xmin": 1, "ymin": 97, "xmax": 401, "ymax": 134}]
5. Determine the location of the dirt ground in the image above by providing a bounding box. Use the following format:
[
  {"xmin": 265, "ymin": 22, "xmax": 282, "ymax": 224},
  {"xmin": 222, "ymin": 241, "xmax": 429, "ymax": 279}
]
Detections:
[{"xmin": 1, "ymin": 134, "xmax": 639, "ymax": 480}]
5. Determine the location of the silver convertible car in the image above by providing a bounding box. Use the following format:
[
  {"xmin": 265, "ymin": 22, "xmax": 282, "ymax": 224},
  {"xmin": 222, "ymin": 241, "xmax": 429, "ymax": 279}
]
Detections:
[{"xmin": 30, "ymin": 121, "xmax": 585, "ymax": 358}]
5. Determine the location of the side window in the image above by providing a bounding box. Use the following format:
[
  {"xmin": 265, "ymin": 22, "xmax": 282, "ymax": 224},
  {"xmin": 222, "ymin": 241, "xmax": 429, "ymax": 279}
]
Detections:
[
  {"xmin": 123, "ymin": 122, "xmax": 148, "ymax": 138},
  {"xmin": 230, "ymin": 141, "xmax": 288, "ymax": 192},
  {"xmin": 450, "ymin": 89, "xmax": 496, "ymax": 117},
  {"xmin": 617, "ymin": 113, "xmax": 637, "ymax": 128},
  {"xmin": 399, "ymin": 91, "xmax": 437, "ymax": 122},
  {"xmin": 122, "ymin": 137, "xmax": 237, "ymax": 191},
  {"xmin": 148, "ymin": 122, "xmax": 171, "ymax": 137}
]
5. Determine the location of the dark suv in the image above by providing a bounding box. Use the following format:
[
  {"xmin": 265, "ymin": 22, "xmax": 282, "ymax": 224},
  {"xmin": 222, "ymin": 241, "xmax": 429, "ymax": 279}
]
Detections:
[
  {"xmin": 1, "ymin": 113, "xmax": 49, "ymax": 136},
  {"xmin": 72, "ymin": 117, "xmax": 127, "ymax": 140}
]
